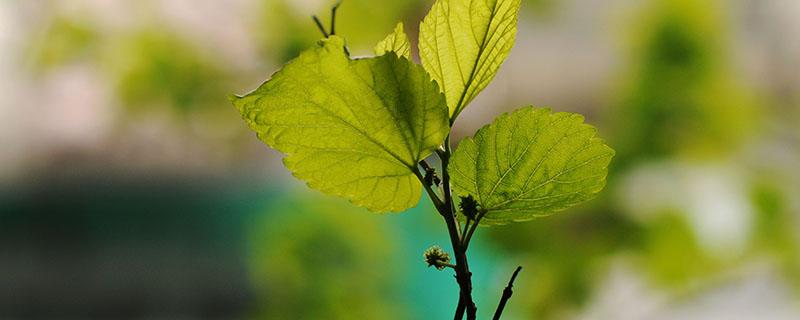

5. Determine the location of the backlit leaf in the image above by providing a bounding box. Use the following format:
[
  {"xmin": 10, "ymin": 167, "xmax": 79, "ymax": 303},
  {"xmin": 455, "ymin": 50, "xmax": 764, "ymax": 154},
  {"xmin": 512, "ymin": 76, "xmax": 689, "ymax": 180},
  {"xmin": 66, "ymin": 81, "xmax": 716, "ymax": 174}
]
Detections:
[
  {"xmin": 419, "ymin": 0, "xmax": 521, "ymax": 118},
  {"xmin": 375, "ymin": 22, "xmax": 411, "ymax": 59},
  {"xmin": 233, "ymin": 36, "xmax": 449, "ymax": 212},
  {"xmin": 450, "ymin": 107, "xmax": 614, "ymax": 225}
]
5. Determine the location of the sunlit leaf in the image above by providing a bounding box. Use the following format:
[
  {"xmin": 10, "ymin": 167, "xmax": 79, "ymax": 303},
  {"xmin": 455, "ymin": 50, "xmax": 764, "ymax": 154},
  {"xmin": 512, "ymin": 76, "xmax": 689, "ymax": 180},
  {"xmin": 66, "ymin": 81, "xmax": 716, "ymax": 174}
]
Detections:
[
  {"xmin": 233, "ymin": 36, "xmax": 449, "ymax": 212},
  {"xmin": 450, "ymin": 107, "xmax": 614, "ymax": 225},
  {"xmin": 375, "ymin": 22, "xmax": 411, "ymax": 59},
  {"xmin": 419, "ymin": 0, "xmax": 521, "ymax": 118}
]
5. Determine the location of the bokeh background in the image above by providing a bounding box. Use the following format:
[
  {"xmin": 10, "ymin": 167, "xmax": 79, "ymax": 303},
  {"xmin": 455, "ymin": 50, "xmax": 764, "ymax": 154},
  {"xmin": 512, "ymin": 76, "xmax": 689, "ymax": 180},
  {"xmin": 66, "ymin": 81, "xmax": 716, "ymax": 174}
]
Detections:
[{"xmin": 1, "ymin": 0, "xmax": 799, "ymax": 319}]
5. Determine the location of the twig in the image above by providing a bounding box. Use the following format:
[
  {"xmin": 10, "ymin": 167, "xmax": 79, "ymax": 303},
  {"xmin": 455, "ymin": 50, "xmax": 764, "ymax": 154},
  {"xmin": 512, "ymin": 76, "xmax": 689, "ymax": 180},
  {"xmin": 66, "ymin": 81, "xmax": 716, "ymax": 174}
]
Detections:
[
  {"xmin": 439, "ymin": 262, "xmax": 457, "ymax": 269},
  {"xmin": 492, "ymin": 266, "xmax": 523, "ymax": 320},
  {"xmin": 330, "ymin": 2, "xmax": 341, "ymax": 35},
  {"xmin": 461, "ymin": 209, "xmax": 486, "ymax": 249},
  {"xmin": 462, "ymin": 218, "xmax": 473, "ymax": 243},
  {"xmin": 311, "ymin": 15, "xmax": 329, "ymax": 38},
  {"xmin": 438, "ymin": 136, "xmax": 476, "ymax": 320},
  {"xmin": 414, "ymin": 168, "xmax": 445, "ymax": 212},
  {"xmin": 311, "ymin": 2, "xmax": 343, "ymax": 38}
]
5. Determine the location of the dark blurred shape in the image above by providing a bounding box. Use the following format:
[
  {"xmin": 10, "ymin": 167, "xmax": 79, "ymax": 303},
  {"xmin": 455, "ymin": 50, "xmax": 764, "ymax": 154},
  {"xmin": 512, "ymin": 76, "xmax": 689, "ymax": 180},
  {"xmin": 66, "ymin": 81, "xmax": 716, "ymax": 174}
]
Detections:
[{"xmin": 0, "ymin": 174, "xmax": 267, "ymax": 319}]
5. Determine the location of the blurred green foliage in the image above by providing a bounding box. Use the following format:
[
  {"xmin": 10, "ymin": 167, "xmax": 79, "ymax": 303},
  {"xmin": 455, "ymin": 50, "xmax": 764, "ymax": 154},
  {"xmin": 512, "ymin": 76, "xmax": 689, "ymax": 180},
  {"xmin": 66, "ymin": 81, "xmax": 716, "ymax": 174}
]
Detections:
[
  {"xmin": 30, "ymin": 18, "xmax": 231, "ymax": 116},
  {"xmin": 636, "ymin": 212, "xmax": 720, "ymax": 288},
  {"xmin": 749, "ymin": 181, "xmax": 800, "ymax": 289},
  {"xmin": 107, "ymin": 30, "xmax": 229, "ymax": 114},
  {"xmin": 610, "ymin": 0, "xmax": 758, "ymax": 168},
  {"xmin": 247, "ymin": 196, "xmax": 408, "ymax": 320},
  {"xmin": 524, "ymin": 0, "xmax": 560, "ymax": 19},
  {"xmin": 29, "ymin": 16, "xmax": 99, "ymax": 70}
]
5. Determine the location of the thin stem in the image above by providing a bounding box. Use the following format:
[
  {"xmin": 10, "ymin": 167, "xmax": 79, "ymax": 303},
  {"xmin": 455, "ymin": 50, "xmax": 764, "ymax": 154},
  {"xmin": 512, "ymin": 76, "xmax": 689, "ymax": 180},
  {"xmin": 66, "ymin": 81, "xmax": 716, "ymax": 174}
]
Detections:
[
  {"xmin": 311, "ymin": 15, "xmax": 329, "ymax": 38},
  {"xmin": 439, "ymin": 137, "xmax": 462, "ymax": 237},
  {"xmin": 492, "ymin": 266, "xmax": 523, "ymax": 320},
  {"xmin": 462, "ymin": 218, "xmax": 473, "ymax": 242},
  {"xmin": 414, "ymin": 167, "xmax": 445, "ymax": 212},
  {"xmin": 330, "ymin": 2, "xmax": 341, "ymax": 35},
  {"xmin": 438, "ymin": 135, "xmax": 476, "ymax": 320},
  {"xmin": 461, "ymin": 209, "xmax": 486, "ymax": 249},
  {"xmin": 438, "ymin": 262, "xmax": 457, "ymax": 269}
]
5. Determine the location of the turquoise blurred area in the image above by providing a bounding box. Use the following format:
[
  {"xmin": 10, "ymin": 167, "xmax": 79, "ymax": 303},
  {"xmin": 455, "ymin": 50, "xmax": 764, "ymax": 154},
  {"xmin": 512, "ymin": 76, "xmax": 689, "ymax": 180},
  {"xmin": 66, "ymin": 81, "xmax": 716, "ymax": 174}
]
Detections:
[
  {"xmin": 0, "ymin": 171, "xmax": 505, "ymax": 319},
  {"xmin": 1, "ymin": 0, "xmax": 799, "ymax": 319}
]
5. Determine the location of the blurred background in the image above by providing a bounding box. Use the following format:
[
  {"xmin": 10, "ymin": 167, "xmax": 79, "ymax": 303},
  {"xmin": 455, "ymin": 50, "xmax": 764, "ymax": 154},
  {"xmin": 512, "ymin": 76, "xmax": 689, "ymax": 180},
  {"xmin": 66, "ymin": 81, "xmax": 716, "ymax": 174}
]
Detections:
[{"xmin": 1, "ymin": 0, "xmax": 798, "ymax": 319}]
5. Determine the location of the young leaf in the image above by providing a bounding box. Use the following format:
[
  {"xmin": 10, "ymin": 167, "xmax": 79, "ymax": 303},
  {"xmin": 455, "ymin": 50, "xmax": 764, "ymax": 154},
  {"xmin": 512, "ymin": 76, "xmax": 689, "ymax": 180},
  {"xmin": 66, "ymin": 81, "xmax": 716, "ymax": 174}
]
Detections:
[
  {"xmin": 419, "ymin": 0, "xmax": 521, "ymax": 118},
  {"xmin": 233, "ymin": 36, "xmax": 449, "ymax": 213},
  {"xmin": 375, "ymin": 22, "xmax": 411, "ymax": 59},
  {"xmin": 450, "ymin": 107, "xmax": 614, "ymax": 225}
]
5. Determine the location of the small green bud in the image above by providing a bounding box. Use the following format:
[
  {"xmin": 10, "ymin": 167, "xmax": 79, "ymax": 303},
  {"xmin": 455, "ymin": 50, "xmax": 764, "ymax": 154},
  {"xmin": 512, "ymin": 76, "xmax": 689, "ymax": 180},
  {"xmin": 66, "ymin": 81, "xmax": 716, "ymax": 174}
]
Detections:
[{"xmin": 423, "ymin": 245, "xmax": 451, "ymax": 270}]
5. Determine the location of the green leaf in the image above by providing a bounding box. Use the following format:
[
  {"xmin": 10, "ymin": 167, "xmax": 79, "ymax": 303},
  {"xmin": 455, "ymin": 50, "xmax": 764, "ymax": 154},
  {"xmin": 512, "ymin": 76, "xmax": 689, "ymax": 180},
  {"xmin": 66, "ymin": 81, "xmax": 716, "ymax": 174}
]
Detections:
[
  {"xmin": 450, "ymin": 107, "xmax": 614, "ymax": 225},
  {"xmin": 375, "ymin": 22, "xmax": 411, "ymax": 59},
  {"xmin": 419, "ymin": 0, "xmax": 521, "ymax": 118},
  {"xmin": 233, "ymin": 36, "xmax": 449, "ymax": 213}
]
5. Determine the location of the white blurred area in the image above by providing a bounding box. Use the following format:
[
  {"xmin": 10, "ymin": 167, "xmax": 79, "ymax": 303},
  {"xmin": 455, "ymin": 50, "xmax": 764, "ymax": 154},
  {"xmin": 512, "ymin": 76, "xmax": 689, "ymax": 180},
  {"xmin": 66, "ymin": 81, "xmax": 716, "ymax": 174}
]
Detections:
[
  {"xmin": 0, "ymin": 0, "xmax": 30, "ymax": 183},
  {"xmin": 581, "ymin": 262, "xmax": 800, "ymax": 320},
  {"xmin": 1, "ymin": 0, "xmax": 799, "ymax": 319},
  {"xmin": 618, "ymin": 162, "xmax": 754, "ymax": 256}
]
